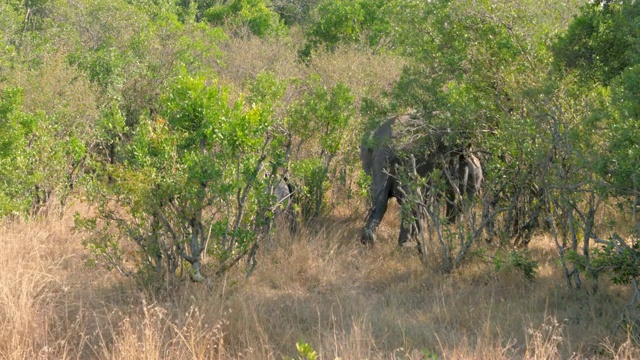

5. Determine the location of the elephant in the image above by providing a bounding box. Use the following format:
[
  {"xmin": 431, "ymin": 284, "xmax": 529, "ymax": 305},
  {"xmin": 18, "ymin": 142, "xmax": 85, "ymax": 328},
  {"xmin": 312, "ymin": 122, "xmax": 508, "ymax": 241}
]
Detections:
[
  {"xmin": 271, "ymin": 177, "xmax": 298, "ymax": 233},
  {"xmin": 274, "ymin": 178, "xmax": 294, "ymax": 211},
  {"xmin": 360, "ymin": 113, "xmax": 483, "ymax": 246}
]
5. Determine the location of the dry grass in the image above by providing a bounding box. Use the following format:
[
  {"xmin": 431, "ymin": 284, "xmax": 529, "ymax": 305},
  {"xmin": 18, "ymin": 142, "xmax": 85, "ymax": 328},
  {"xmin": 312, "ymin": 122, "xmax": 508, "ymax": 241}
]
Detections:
[
  {"xmin": 215, "ymin": 30, "xmax": 403, "ymax": 109},
  {"xmin": 1, "ymin": 200, "xmax": 639, "ymax": 359}
]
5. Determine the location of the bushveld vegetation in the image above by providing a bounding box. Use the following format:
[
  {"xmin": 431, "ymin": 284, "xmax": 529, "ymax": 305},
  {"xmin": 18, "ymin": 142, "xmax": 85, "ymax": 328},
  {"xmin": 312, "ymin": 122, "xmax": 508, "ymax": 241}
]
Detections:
[{"xmin": 1, "ymin": 0, "xmax": 640, "ymax": 358}]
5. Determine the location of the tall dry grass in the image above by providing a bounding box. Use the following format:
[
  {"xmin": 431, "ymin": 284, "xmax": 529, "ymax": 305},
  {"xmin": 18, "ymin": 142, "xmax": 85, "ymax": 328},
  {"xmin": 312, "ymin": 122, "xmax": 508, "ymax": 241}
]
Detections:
[
  {"xmin": 1, "ymin": 200, "xmax": 639, "ymax": 359},
  {"xmin": 215, "ymin": 31, "xmax": 403, "ymax": 108}
]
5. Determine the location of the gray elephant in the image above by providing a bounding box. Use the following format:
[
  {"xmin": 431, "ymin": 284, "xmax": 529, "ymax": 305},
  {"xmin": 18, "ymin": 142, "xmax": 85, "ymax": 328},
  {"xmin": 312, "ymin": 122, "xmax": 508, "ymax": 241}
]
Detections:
[
  {"xmin": 271, "ymin": 177, "xmax": 298, "ymax": 233},
  {"xmin": 360, "ymin": 113, "xmax": 483, "ymax": 245}
]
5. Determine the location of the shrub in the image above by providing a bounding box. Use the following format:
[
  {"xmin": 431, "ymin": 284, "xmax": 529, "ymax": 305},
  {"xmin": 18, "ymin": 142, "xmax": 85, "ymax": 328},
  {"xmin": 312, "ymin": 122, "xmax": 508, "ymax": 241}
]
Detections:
[
  {"xmin": 0, "ymin": 86, "xmax": 88, "ymax": 216},
  {"xmin": 204, "ymin": 0, "xmax": 286, "ymax": 37},
  {"xmin": 80, "ymin": 70, "xmax": 290, "ymax": 282},
  {"xmin": 287, "ymin": 79, "xmax": 354, "ymax": 219},
  {"xmin": 300, "ymin": 0, "xmax": 400, "ymax": 60}
]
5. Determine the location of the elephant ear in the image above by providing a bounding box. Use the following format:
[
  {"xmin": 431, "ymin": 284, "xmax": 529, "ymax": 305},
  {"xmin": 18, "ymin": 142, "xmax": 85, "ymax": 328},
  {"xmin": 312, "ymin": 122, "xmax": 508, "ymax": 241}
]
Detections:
[
  {"xmin": 360, "ymin": 143, "xmax": 374, "ymax": 176},
  {"xmin": 360, "ymin": 115, "xmax": 395, "ymax": 176},
  {"xmin": 360, "ymin": 124, "xmax": 376, "ymax": 177}
]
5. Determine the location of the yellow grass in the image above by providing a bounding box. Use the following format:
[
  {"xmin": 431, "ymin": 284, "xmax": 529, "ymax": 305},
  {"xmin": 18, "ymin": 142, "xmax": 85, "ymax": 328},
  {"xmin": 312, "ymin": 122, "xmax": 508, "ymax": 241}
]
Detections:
[
  {"xmin": 215, "ymin": 31, "xmax": 403, "ymax": 109},
  {"xmin": 1, "ymin": 200, "xmax": 639, "ymax": 359}
]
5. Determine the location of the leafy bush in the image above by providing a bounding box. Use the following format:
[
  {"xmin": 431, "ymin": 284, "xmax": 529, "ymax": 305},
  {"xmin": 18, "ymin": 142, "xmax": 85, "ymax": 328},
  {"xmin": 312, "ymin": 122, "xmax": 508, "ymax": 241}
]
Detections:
[
  {"xmin": 295, "ymin": 340, "xmax": 318, "ymax": 360},
  {"xmin": 569, "ymin": 234, "xmax": 640, "ymax": 285},
  {"xmin": 271, "ymin": 0, "xmax": 322, "ymax": 26},
  {"xmin": 0, "ymin": 88, "xmax": 38, "ymax": 215},
  {"xmin": 80, "ymin": 70, "xmax": 290, "ymax": 282},
  {"xmin": 288, "ymin": 79, "xmax": 354, "ymax": 219},
  {"xmin": 493, "ymin": 249, "xmax": 539, "ymax": 281},
  {"xmin": 0, "ymin": 86, "xmax": 88, "ymax": 216},
  {"xmin": 300, "ymin": 0, "xmax": 399, "ymax": 60},
  {"xmin": 204, "ymin": 0, "xmax": 286, "ymax": 37},
  {"xmin": 552, "ymin": 1, "xmax": 640, "ymax": 196},
  {"xmin": 597, "ymin": 64, "xmax": 640, "ymax": 195},
  {"xmin": 552, "ymin": 0, "xmax": 638, "ymax": 85}
]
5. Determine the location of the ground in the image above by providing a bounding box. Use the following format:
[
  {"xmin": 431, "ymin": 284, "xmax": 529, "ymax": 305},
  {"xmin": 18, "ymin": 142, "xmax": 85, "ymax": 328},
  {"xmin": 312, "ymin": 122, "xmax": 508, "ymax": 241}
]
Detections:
[{"xmin": 1, "ymin": 200, "xmax": 638, "ymax": 359}]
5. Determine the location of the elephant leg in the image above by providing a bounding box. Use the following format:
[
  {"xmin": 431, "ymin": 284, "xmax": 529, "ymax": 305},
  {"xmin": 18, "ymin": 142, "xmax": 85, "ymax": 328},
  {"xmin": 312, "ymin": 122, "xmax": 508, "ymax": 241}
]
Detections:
[
  {"xmin": 446, "ymin": 155, "xmax": 474, "ymax": 224},
  {"xmin": 362, "ymin": 211, "xmax": 378, "ymax": 245},
  {"xmin": 361, "ymin": 183, "xmax": 392, "ymax": 245}
]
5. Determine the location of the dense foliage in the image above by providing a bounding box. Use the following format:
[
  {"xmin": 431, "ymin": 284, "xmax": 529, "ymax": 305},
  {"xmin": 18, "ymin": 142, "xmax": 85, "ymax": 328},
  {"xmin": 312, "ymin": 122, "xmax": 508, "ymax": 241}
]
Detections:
[{"xmin": 1, "ymin": 1, "xmax": 639, "ymax": 328}]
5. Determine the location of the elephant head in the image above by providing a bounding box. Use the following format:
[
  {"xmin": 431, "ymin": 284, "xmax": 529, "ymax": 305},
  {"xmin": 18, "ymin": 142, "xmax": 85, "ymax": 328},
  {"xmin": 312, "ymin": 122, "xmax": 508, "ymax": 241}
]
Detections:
[{"xmin": 360, "ymin": 113, "xmax": 482, "ymax": 246}]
